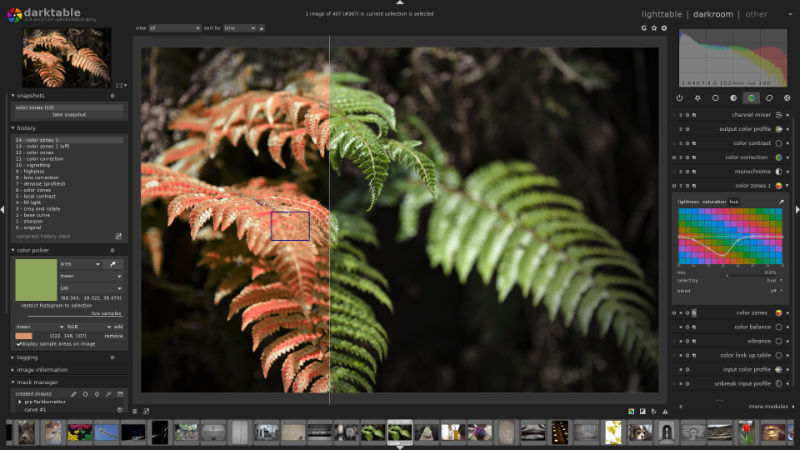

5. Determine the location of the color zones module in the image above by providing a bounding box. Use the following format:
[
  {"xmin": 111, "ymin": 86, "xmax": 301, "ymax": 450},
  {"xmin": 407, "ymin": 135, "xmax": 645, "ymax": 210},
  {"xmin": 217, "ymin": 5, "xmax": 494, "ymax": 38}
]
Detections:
[{"xmin": 678, "ymin": 208, "xmax": 783, "ymax": 265}]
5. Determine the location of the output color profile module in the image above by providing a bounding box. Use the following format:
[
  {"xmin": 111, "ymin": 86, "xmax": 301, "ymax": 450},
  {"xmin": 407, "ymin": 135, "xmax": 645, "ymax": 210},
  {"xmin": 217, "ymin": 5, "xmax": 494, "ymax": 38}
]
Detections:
[{"xmin": 0, "ymin": 1, "xmax": 797, "ymax": 448}]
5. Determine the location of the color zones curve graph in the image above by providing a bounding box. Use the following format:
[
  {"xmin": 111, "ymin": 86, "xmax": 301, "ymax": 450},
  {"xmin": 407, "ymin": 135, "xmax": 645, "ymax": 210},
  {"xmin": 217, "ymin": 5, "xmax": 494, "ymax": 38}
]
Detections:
[
  {"xmin": 679, "ymin": 29, "xmax": 788, "ymax": 88},
  {"xmin": 678, "ymin": 208, "xmax": 783, "ymax": 265}
]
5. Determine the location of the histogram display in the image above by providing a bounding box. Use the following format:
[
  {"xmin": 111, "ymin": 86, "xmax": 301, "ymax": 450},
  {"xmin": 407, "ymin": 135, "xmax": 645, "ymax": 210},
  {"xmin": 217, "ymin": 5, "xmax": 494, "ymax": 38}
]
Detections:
[
  {"xmin": 678, "ymin": 208, "xmax": 783, "ymax": 265},
  {"xmin": 679, "ymin": 29, "xmax": 788, "ymax": 87}
]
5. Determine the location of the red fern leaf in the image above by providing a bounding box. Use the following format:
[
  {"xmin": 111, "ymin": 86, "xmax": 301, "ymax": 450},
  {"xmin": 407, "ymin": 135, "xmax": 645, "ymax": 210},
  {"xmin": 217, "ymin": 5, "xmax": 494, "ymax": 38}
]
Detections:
[
  {"xmin": 144, "ymin": 165, "xmax": 330, "ymax": 305},
  {"xmin": 69, "ymin": 47, "xmax": 110, "ymax": 81},
  {"xmin": 140, "ymin": 159, "xmax": 331, "ymax": 391},
  {"xmin": 272, "ymin": 242, "xmax": 318, "ymax": 300},
  {"xmin": 281, "ymin": 345, "xmax": 321, "ymax": 391},
  {"xmin": 25, "ymin": 32, "xmax": 75, "ymax": 53},
  {"xmin": 266, "ymin": 129, "xmax": 290, "ymax": 168},
  {"xmin": 24, "ymin": 49, "xmax": 65, "ymax": 88},
  {"xmin": 226, "ymin": 124, "xmax": 249, "ymax": 147},
  {"xmin": 157, "ymin": 78, "xmax": 329, "ymax": 171},
  {"xmin": 265, "ymin": 92, "xmax": 287, "ymax": 124},
  {"xmin": 141, "ymin": 164, "xmax": 222, "ymax": 200},
  {"xmin": 250, "ymin": 262, "xmax": 269, "ymax": 280},
  {"xmin": 291, "ymin": 361, "xmax": 325, "ymax": 393},
  {"xmin": 291, "ymin": 131, "xmax": 309, "ymax": 170},
  {"xmin": 241, "ymin": 300, "xmax": 302, "ymax": 328},
  {"xmin": 250, "ymin": 314, "xmax": 311, "ymax": 351},
  {"xmin": 304, "ymin": 107, "xmax": 329, "ymax": 156},
  {"xmin": 245, "ymin": 123, "xmax": 287, "ymax": 157},
  {"xmin": 213, "ymin": 265, "xmax": 250, "ymax": 305},
  {"xmin": 24, "ymin": 33, "xmax": 108, "ymax": 86},
  {"xmin": 259, "ymin": 330, "xmax": 320, "ymax": 379},
  {"xmin": 204, "ymin": 129, "xmax": 225, "ymax": 158},
  {"xmin": 211, "ymin": 198, "xmax": 242, "ymax": 231},
  {"xmin": 141, "ymin": 163, "xmax": 178, "ymax": 176},
  {"xmin": 227, "ymin": 282, "xmax": 293, "ymax": 319},
  {"xmin": 38, "ymin": 63, "xmax": 66, "ymax": 88},
  {"xmin": 246, "ymin": 97, "xmax": 268, "ymax": 126},
  {"xmin": 188, "ymin": 201, "xmax": 216, "ymax": 238},
  {"xmin": 317, "ymin": 119, "xmax": 330, "ymax": 155},
  {"xmin": 143, "ymin": 227, "xmax": 163, "ymax": 276},
  {"xmin": 169, "ymin": 113, "xmax": 210, "ymax": 133},
  {"xmin": 217, "ymin": 103, "xmax": 245, "ymax": 133},
  {"xmin": 157, "ymin": 138, "xmax": 206, "ymax": 165},
  {"xmin": 166, "ymin": 194, "xmax": 211, "ymax": 225},
  {"xmin": 309, "ymin": 375, "xmax": 329, "ymax": 393},
  {"xmin": 285, "ymin": 95, "xmax": 314, "ymax": 126}
]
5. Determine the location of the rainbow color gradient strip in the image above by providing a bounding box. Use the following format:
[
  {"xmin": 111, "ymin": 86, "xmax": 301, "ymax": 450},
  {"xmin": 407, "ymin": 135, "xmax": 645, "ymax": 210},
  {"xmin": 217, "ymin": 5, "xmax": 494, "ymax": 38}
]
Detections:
[{"xmin": 678, "ymin": 208, "xmax": 783, "ymax": 265}]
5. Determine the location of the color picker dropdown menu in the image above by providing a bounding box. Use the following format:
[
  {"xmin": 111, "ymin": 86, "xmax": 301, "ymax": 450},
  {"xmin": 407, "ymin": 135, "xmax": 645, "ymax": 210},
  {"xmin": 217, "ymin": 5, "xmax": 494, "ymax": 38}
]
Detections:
[{"xmin": 15, "ymin": 259, "xmax": 57, "ymax": 302}]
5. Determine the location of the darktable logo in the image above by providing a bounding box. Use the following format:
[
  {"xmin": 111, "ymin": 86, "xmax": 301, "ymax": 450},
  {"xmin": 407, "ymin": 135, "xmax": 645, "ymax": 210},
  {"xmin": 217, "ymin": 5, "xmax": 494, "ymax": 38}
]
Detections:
[
  {"xmin": 6, "ymin": 8, "xmax": 22, "ymax": 23},
  {"xmin": 18, "ymin": 7, "xmax": 82, "ymax": 20}
]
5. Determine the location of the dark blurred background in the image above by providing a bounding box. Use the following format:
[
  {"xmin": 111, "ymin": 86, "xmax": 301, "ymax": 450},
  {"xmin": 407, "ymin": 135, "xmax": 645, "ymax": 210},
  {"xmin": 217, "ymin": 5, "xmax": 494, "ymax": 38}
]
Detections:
[{"xmin": 331, "ymin": 48, "xmax": 659, "ymax": 392}]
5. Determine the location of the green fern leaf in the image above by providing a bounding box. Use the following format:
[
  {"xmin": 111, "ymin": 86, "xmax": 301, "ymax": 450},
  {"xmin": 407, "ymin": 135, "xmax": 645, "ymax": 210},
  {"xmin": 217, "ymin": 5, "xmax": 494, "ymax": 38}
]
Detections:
[
  {"xmin": 401, "ymin": 115, "xmax": 449, "ymax": 166},
  {"xmin": 331, "ymin": 365, "xmax": 373, "ymax": 392},
  {"xmin": 330, "ymin": 337, "xmax": 378, "ymax": 372},
  {"xmin": 403, "ymin": 161, "xmax": 657, "ymax": 367},
  {"xmin": 332, "ymin": 271, "xmax": 393, "ymax": 313},
  {"xmin": 496, "ymin": 233, "xmax": 533, "ymax": 301},
  {"xmin": 396, "ymin": 185, "xmax": 435, "ymax": 241},
  {"xmin": 386, "ymin": 139, "xmax": 438, "ymax": 198},
  {"xmin": 329, "ymin": 74, "xmax": 400, "ymax": 211},
  {"xmin": 330, "ymin": 213, "xmax": 393, "ymax": 392},
  {"xmin": 331, "ymin": 352, "xmax": 376, "ymax": 384},
  {"xmin": 330, "ymin": 74, "xmax": 441, "ymax": 211},
  {"xmin": 329, "ymin": 117, "xmax": 390, "ymax": 211}
]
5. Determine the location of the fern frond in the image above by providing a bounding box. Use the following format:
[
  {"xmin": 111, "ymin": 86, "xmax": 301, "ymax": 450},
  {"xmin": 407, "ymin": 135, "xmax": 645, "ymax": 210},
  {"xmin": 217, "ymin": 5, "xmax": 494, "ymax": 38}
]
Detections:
[
  {"xmin": 293, "ymin": 360, "xmax": 327, "ymax": 392},
  {"xmin": 396, "ymin": 185, "xmax": 435, "ymax": 241},
  {"xmin": 142, "ymin": 164, "xmax": 328, "ymax": 297},
  {"xmin": 331, "ymin": 365, "xmax": 373, "ymax": 392},
  {"xmin": 142, "ymin": 226, "xmax": 163, "ymax": 276},
  {"xmin": 23, "ymin": 32, "xmax": 108, "ymax": 87},
  {"xmin": 142, "ymin": 162, "xmax": 332, "ymax": 391},
  {"xmin": 259, "ymin": 330, "xmax": 322, "ymax": 379},
  {"xmin": 23, "ymin": 49, "xmax": 65, "ymax": 87},
  {"xmin": 282, "ymin": 345, "xmax": 322, "ymax": 390},
  {"xmin": 68, "ymin": 48, "xmax": 110, "ymax": 81},
  {"xmin": 329, "ymin": 116, "xmax": 390, "ymax": 211},
  {"xmin": 387, "ymin": 139, "xmax": 438, "ymax": 198},
  {"xmin": 329, "ymin": 73, "xmax": 439, "ymax": 211},
  {"xmin": 158, "ymin": 73, "xmax": 329, "ymax": 173},
  {"xmin": 329, "ymin": 213, "xmax": 393, "ymax": 392},
  {"xmin": 405, "ymin": 161, "xmax": 657, "ymax": 366},
  {"xmin": 25, "ymin": 33, "xmax": 75, "ymax": 53},
  {"xmin": 309, "ymin": 375, "xmax": 329, "ymax": 393}
]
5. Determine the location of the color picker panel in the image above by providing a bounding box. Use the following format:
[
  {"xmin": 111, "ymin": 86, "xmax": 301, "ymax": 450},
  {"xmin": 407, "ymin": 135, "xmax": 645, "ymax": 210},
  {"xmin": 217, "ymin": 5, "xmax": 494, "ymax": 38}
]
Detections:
[{"xmin": 678, "ymin": 208, "xmax": 783, "ymax": 265}]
